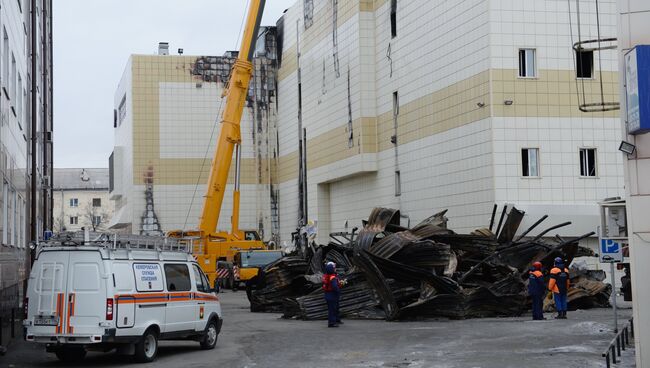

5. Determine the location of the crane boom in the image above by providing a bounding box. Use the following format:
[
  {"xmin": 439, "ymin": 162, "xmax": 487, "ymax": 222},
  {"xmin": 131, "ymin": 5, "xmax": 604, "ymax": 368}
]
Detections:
[{"xmin": 199, "ymin": 0, "xmax": 266, "ymax": 238}]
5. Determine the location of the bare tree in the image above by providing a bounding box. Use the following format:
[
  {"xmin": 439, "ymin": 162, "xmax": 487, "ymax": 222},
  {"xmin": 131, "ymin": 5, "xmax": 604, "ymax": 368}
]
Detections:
[
  {"xmin": 82, "ymin": 200, "xmax": 110, "ymax": 231},
  {"xmin": 53, "ymin": 214, "xmax": 67, "ymax": 233}
]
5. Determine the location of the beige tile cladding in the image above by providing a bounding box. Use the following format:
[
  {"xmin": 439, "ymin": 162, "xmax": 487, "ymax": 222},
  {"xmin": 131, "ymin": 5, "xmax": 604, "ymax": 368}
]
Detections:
[
  {"xmin": 132, "ymin": 56, "xmax": 619, "ymax": 186},
  {"xmin": 491, "ymin": 69, "xmax": 619, "ymax": 118},
  {"xmin": 131, "ymin": 55, "xmax": 264, "ymax": 186},
  {"xmin": 276, "ymin": 69, "xmax": 618, "ymax": 184}
]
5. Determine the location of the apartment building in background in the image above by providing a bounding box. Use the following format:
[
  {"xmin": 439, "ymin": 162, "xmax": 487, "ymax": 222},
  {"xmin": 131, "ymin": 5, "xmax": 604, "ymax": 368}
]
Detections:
[
  {"xmin": 52, "ymin": 168, "xmax": 113, "ymax": 232},
  {"xmin": 0, "ymin": 0, "xmax": 53, "ymax": 349},
  {"xmin": 274, "ymin": 0, "xmax": 624, "ymax": 245},
  {"xmin": 109, "ymin": 34, "xmax": 279, "ymax": 240}
]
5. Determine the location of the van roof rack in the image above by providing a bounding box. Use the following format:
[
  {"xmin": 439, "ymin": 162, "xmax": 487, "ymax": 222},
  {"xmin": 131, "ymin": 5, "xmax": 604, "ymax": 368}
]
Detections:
[{"xmin": 37, "ymin": 231, "xmax": 193, "ymax": 254}]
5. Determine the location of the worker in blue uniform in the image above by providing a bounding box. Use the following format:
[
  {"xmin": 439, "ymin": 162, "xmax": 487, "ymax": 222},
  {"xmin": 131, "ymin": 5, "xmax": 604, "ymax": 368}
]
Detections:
[
  {"xmin": 527, "ymin": 261, "xmax": 545, "ymax": 320},
  {"xmin": 322, "ymin": 262, "xmax": 341, "ymax": 327},
  {"xmin": 548, "ymin": 257, "xmax": 570, "ymax": 319}
]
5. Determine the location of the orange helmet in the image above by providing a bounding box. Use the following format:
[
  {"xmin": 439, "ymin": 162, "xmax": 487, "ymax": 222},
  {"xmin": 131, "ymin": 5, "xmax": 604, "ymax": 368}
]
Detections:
[{"xmin": 532, "ymin": 261, "xmax": 543, "ymax": 270}]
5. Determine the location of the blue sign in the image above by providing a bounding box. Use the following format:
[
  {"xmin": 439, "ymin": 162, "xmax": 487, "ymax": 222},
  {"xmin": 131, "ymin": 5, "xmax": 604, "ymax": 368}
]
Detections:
[
  {"xmin": 626, "ymin": 45, "xmax": 650, "ymax": 134},
  {"xmin": 600, "ymin": 239, "xmax": 623, "ymax": 263}
]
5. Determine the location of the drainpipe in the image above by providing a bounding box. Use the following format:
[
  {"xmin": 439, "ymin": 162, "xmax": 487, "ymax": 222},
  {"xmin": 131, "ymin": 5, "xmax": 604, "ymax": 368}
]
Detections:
[{"xmin": 29, "ymin": 0, "xmax": 37, "ymax": 263}]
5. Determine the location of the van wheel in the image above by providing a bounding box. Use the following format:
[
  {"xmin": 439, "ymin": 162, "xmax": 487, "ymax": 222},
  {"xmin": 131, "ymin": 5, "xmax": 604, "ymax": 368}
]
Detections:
[
  {"xmin": 55, "ymin": 346, "xmax": 87, "ymax": 362},
  {"xmin": 199, "ymin": 320, "xmax": 219, "ymax": 350},
  {"xmin": 134, "ymin": 328, "xmax": 158, "ymax": 363}
]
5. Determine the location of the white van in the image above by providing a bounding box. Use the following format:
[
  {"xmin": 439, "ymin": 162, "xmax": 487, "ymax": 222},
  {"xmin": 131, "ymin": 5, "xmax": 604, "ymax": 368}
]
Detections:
[{"xmin": 23, "ymin": 232, "xmax": 222, "ymax": 363}]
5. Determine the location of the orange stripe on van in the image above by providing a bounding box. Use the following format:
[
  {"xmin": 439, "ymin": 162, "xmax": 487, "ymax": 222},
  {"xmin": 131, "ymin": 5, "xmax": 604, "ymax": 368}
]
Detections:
[
  {"xmin": 55, "ymin": 293, "xmax": 63, "ymax": 334},
  {"xmin": 67, "ymin": 293, "xmax": 75, "ymax": 334},
  {"xmin": 114, "ymin": 292, "xmax": 209, "ymax": 304}
]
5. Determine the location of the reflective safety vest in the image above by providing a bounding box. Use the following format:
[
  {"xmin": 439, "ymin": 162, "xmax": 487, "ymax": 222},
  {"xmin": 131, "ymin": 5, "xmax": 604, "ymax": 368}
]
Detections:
[
  {"xmin": 322, "ymin": 274, "xmax": 338, "ymax": 292},
  {"xmin": 548, "ymin": 267, "xmax": 570, "ymax": 294}
]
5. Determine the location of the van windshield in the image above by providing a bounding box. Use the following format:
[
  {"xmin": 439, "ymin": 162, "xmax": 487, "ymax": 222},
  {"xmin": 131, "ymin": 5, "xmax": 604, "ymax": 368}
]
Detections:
[{"xmin": 239, "ymin": 251, "xmax": 282, "ymax": 268}]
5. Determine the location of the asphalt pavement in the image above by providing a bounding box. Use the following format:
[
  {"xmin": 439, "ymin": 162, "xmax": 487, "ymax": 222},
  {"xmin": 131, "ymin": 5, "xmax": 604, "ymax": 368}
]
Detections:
[{"xmin": 0, "ymin": 290, "xmax": 635, "ymax": 368}]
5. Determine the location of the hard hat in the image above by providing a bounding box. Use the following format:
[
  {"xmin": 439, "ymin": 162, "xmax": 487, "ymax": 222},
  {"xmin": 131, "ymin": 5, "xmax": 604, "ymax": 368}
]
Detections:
[
  {"xmin": 554, "ymin": 257, "xmax": 564, "ymax": 265},
  {"xmin": 326, "ymin": 261, "xmax": 336, "ymax": 268},
  {"xmin": 532, "ymin": 261, "xmax": 542, "ymax": 270}
]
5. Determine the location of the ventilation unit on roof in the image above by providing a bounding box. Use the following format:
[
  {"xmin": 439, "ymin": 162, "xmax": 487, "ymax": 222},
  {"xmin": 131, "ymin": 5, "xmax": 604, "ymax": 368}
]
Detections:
[{"xmin": 158, "ymin": 42, "xmax": 169, "ymax": 56}]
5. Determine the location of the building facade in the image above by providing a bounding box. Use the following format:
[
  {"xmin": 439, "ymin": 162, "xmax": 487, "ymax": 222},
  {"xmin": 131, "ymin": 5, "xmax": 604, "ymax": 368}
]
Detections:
[
  {"xmin": 0, "ymin": 0, "xmax": 53, "ymax": 349},
  {"xmin": 274, "ymin": 0, "xmax": 624, "ymax": 245},
  {"xmin": 52, "ymin": 168, "xmax": 113, "ymax": 232},
  {"xmin": 617, "ymin": 0, "xmax": 650, "ymax": 364},
  {"xmin": 109, "ymin": 34, "xmax": 279, "ymax": 240}
]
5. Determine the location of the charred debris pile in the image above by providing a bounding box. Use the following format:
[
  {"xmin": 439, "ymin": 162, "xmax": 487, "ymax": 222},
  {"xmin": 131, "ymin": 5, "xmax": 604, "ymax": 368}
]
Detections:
[{"xmin": 248, "ymin": 206, "xmax": 611, "ymax": 321}]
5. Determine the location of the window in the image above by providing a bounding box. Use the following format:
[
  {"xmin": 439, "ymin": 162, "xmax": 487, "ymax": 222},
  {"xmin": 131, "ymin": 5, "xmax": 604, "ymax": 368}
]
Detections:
[
  {"xmin": 92, "ymin": 216, "xmax": 102, "ymax": 226},
  {"xmin": 521, "ymin": 148, "xmax": 540, "ymax": 177},
  {"xmin": 193, "ymin": 265, "xmax": 209, "ymax": 292},
  {"xmin": 16, "ymin": 74, "xmax": 22, "ymax": 123},
  {"xmin": 2, "ymin": 180, "xmax": 7, "ymax": 244},
  {"xmin": 390, "ymin": 0, "xmax": 397, "ymax": 38},
  {"xmin": 303, "ymin": 0, "xmax": 314, "ymax": 29},
  {"xmin": 69, "ymin": 198, "xmax": 78, "ymax": 207},
  {"xmin": 395, "ymin": 170, "xmax": 401, "ymax": 196},
  {"xmin": 7, "ymin": 188, "xmax": 13, "ymax": 245},
  {"xmin": 92, "ymin": 198, "xmax": 101, "ymax": 207},
  {"xmin": 10, "ymin": 54, "xmax": 16, "ymax": 101},
  {"xmin": 69, "ymin": 216, "xmax": 78, "ymax": 225},
  {"xmin": 12, "ymin": 189, "xmax": 16, "ymax": 246},
  {"xmin": 576, "ymin": 49, "xmax": 593, "ymax": 79},
  {"xmin": 118, "ymin": 94, "xmax": 126, "ymax": 125},
  {"xmin": 132, "ymin": 263, "xmax": 163, "ymax": 292},
  {"xmin": 579, "ymin": 148, "xmax": 597, "ymax": 177},
  {"xmin": 3, "ymin": 28, "xmax": 8, "ymax": 93},
  {"xmin": 391, "ymin": 91, "xmax": 399, "ymax": 145},
  {"xmin": 164, "ymin": 264, "xmax": 191, "ymax": 291},
  {"xmin": 518, "ymin": 49, "xmax": 536, "ymax": 77}
]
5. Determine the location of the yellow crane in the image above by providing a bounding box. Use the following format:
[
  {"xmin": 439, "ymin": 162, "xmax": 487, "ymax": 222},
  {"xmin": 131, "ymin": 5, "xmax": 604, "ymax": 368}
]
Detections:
[{"xmin": 169, "ymin": 0, "xmax": 278, "ymax": 288}]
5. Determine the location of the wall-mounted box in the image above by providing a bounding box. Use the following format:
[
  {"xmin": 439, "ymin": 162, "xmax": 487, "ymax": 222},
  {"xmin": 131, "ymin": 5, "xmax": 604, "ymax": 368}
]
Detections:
[{"xmin": 626, "ymin": 45, "xmax": 650, "ymax": 134}]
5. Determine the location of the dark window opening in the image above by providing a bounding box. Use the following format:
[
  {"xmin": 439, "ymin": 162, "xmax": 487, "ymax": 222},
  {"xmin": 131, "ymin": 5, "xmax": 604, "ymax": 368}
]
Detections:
[
  {"xmin": 518, "ymin": 49, "xmax": 536, "ymax": 77},
  {"xmin": 93, "ymin": 198, "xmax": 101, "ymax": 207},
  {"xmin": 390, "ymin": 0, "xmax": 397, "ymax": 38},
  {"xmin": 576, "ymin": 50, "xmax": 593, "ymax": 78},
  {"xmin": 395, "ymin": 170, "xmax": 401, "ymax": 196},
  {"xmin": 164, "ymin": 264, "xmax": 191, "ymax": 292},
  {"xmin": 521, "ymin": 148, "xmax": 539, "ymax": 177},
  {"xmin": 579, "ymin": 148, "xmax": 597, "ymax": 177},
  {"xmin": 303, "ymin": 0, "xmax": 314, "ymax": 29}
]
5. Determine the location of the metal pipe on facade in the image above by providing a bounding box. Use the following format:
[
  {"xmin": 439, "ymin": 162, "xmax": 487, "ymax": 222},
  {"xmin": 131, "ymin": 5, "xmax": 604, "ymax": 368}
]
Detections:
[{"xmin": 29, "ymin": 0, "xmax": 38, "ymax": 262}]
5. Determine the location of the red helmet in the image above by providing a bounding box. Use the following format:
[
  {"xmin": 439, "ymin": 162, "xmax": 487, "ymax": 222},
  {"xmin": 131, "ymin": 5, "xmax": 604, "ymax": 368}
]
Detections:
[{"xmin": 532, "ymin": 261, "xmax": 543, "ymax": 270}]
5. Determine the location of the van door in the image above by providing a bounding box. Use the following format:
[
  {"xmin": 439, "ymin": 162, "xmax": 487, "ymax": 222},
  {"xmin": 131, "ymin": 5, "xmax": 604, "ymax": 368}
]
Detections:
[
  {"xmin": 32, "ymin": 251, "xmax": 69, "ymax": 335},
  {"xmin": 66, "ymin": 251, "xmax": 107, "ymax": 335},
  {"xmin": 163, "ymin": 263, "xmax": 194, "ymax": 332},
  {"xmin": 132, "ymin": 262, "xmax": 166, "ymax": 333},
  {"xmin": 113, "ymin": 262, "xmax": 135, "ymax": 328},
  {"xmin": 192, "ymin": 264, "xmax": 211, "ymax": 331}
]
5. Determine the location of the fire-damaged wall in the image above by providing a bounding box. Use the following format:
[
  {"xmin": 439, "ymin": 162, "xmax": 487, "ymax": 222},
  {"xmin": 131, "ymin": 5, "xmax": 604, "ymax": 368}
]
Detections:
[{"xmin": 109, "ymin": 30, "xmax": 279, "ymax": 240}]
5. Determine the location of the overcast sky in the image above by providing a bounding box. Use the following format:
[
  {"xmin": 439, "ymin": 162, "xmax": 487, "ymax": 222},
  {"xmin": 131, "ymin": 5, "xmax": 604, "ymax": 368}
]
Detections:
[{"xmin": 53, "ymin": 0, "xmax": 294, "ymax": 168}]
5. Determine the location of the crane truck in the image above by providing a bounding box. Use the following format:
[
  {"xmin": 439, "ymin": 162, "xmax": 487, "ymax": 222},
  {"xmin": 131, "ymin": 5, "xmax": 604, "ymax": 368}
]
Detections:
[{"xmin": 168, "ymin": 0, "xmax": 281, "ymax": 288}]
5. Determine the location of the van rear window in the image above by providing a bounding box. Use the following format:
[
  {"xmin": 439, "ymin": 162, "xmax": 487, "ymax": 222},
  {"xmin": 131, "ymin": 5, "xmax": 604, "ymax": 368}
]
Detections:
[{"xmin": 164, "ymin": 264, "xmax": 191, "ymax": 292}]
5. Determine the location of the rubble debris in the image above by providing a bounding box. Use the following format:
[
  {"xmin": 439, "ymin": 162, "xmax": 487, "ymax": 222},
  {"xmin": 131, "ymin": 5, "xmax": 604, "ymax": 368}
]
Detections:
[{"xmin": 248, "ymin": 205, "xmax": 610, "ymax": 321}]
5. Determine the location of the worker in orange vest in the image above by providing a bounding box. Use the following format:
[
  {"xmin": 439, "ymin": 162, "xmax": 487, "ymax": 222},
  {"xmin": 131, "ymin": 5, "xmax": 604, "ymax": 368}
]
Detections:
[
  {"xmin": 527, "ymin": 261, "xmax": 545, "ymax": 320},
  {"xmin": 548, "ymin": 257, "xmax": 570, "ymax": 319}
]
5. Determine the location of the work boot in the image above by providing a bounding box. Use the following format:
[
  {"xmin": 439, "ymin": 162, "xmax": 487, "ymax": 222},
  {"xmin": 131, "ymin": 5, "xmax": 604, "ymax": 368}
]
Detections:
[
  {"xmin": 561, "ymin": 311, "xmax": 568, "ymax": 319},
  {"xmin": 554, "ymin": 313, "xmax": 562, "ymax": 319},
  {"xmin": 328, "ymin": 324, "xmax": 339, "ymax": 328}
]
